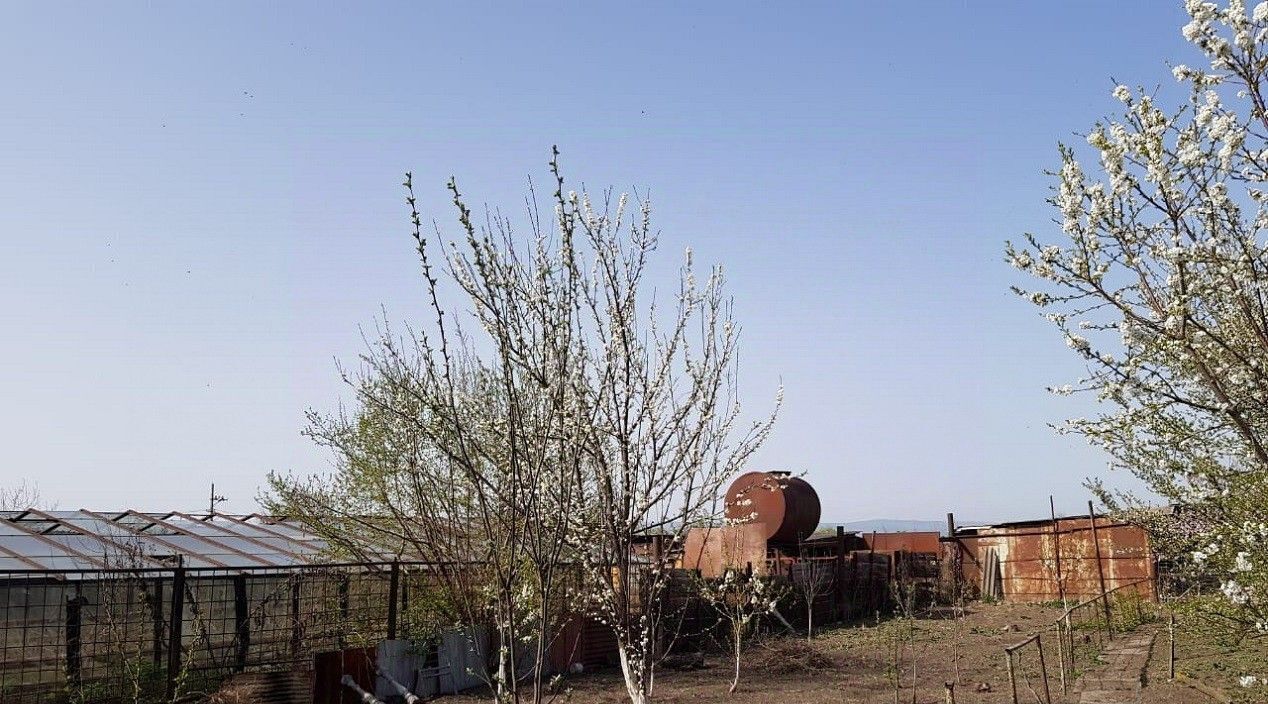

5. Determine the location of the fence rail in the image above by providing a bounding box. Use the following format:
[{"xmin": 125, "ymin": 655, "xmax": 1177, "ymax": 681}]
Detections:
[{"xmin": 1002, "ymin": 577, "xmax": 1156, "ymax": 704}]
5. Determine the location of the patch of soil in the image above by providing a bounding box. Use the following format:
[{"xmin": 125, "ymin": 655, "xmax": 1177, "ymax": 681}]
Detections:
[{"xmin": 746, "ymin": 638, "xmax": 835, "ymax": 672}]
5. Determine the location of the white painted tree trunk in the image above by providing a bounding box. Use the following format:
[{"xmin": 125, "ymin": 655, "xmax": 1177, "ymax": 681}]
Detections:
[
  {"xmin": 729, "ymin": 631, "xmax": 741, "ymax": 694},
  {"xmin": 617, "ymin": 645, "xmax": 648, "ymax": 704}
]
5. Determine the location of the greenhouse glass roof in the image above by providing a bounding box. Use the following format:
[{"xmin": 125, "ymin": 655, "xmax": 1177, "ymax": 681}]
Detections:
[{"xmin": 0, "ymin": 509, "xmax": 329, "ymax": 572}]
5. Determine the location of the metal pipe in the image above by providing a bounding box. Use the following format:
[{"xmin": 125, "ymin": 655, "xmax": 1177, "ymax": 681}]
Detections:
[
  {"xmin": 377, "ymin": 668, "xmax": 424, "ymax": 704},
  {"xmin": 341, "ymin": 675, "xmax": 385, "ymax": 704}
]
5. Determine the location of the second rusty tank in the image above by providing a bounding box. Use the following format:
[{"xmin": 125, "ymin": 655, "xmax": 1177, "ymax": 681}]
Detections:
[{"xmin": 723, "ymin": 470, "xmax": 821, "ymax": 544}]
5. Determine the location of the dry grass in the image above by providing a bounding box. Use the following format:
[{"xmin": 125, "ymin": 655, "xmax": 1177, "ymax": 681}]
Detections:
[{"xmin": 1140, "ymin": 599, "xmax": 1268, "ymax": 704}]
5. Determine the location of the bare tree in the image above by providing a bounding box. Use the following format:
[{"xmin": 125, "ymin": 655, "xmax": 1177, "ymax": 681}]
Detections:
[
  {"xmin": 696, "ymin": 568, "xmax": 784, "ymax": 695},
  {"xmin": 790, "ymin": 554, "xmax": 834, "ymax": 641},
  {"xmin": 0, "ymin": 480, "xmax": 51, "ymax": 511},
  {"xmin": 268, "ymin": 172, "xmax": 589, "ymax": 702}
]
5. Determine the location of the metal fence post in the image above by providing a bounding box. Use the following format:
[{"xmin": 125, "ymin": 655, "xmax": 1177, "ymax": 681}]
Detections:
[
  {"xmin": 151, "ymin": 577, "xmax": 164, "ymax": 667},
  {"xmin": 337, "ymin": 572, "xmax": 350, "ymax": 649},
  {"xmin": 1036, "ymin": 633, "xmax": 1052, "ymax": 704},
  {"xmin": 387, "ymin": 561, "xmax": 400, "ymax": 640},
  {"xmin": 1087, "ymin": 501, "xmax": 1113, "ymax": 639},
  {"xmin": 290, "ymin": 575, "xmax": 302, "ymax": 657},
  {"xmin": 234, "ymin": 574, "xmax": 250, "ymax": 672},
  {"xmin": 1005, "ymin": 651, "xmax": 1018, "ymax": 704},
  {"xmin": 834, "ymin": 526, "xmax": 847, "ymax": 623},
  {"xmin": 166, "ymin": 563, "xmax": 186, "ymax": 700},
  {"xmin": 65, "ymin": 592, "xmax": 85, "ymax": 690}
]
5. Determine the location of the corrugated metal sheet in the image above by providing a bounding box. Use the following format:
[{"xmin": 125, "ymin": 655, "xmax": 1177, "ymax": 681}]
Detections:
[
  {"xmin": 863, "ymin": 531, "xmax": 941, "ymax": 555},
  {"xmin": 952, "ymin": 514, "xmax": 1156, "ymax": 602}
]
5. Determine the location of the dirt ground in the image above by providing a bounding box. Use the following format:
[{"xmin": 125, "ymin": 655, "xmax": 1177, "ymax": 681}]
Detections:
[
  {"xmin": 1137, "ymin": 632, "xmax": 1207, "ymax": 704},
  {"xmin": 440, "ymin": 603, "xmax": 1067, "ymax": 704},
  {"xmin": 202, "ymin": 603, "xmax": 1233, "ymax": 703}
]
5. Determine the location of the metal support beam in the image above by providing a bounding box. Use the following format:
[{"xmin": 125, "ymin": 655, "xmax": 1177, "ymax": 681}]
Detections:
[
  {"xmin": 387, "ymin": 561, "xmax": 400, "ymax": 640},
  {"xmin": 66, "ymin": 593, "xmax": 86, "ymax": 689},
  {"xmin": 113, "ymin": 510, "xmax": 277, "ymax": 567},
  {"xmin": 21, "ymin": 508, "xmax": 169, "ymax": 567},
  {"xmin": 164, "ymin": 510, "xmax": 311, "ymax": 563},
  {"xmin": 3, "ymin": 514, "xmax": 109, "ymax": 569},
  {"xmin": 166, "ymin": 563, "xmax": 186, "ymax": 700}
]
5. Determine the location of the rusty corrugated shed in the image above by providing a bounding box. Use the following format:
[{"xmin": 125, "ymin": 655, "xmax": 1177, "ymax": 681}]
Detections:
[{"xmin": 951, "ymin": 514, "xmax": 1156, "ymax": 602}]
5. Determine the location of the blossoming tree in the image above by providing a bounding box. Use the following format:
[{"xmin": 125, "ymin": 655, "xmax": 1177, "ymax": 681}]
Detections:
[
  {"xmin": 1007, "ymin": 0, "xmax": 1268, "ymax": 628},
  {"xmin": 272, "ymin": 148, "xmax": 777, "ymax": 704},
  {"xmin": 697, "ymin": 568, "xmax": 785, "ymax": 694},
  {"xmin": 533, "ymin": 149, "xmax": 779, "ymax": 704}
]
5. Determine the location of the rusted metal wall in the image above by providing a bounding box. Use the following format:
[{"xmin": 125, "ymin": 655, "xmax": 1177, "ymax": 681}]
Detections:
[
  {"xmin": 681, "ymin": 524, "xmax": 769, "ymax": 577},
  {"xmin": 863, "ymin": 531, "xmax": 941, "ymax": 555},
  {"xmin": 952, "ymin": 516, "xmax": 1156, "ymax": 603},
  {"xmin": 549, "ymin": 616, "xmax": 619, "ymax": 672}
]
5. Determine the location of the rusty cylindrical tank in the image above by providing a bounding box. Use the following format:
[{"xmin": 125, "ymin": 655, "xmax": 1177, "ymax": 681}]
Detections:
[{"xmin": 724, "ymin": 471, "xmax": 821, "ymax": 544}]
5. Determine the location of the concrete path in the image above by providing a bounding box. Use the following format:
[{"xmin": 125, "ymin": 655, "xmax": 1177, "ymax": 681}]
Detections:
[{"xmin": 1074, "ymin": 631, "xmax": 1155, "ymax": 703}]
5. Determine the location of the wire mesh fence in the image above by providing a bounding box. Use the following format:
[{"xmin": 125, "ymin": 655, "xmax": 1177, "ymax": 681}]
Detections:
[
  {"xmin": 1, "ymin": 548, "xmax": 904, "ymax": 703},
  {"xmin": 0, "ymin": 562, "xmax": 408, "ymax": 704}
]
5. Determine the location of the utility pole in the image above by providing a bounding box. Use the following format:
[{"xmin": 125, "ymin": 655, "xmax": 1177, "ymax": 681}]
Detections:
[{"xmin": 209, "ymin": 483, "xmax": 226, "ymax": 516}]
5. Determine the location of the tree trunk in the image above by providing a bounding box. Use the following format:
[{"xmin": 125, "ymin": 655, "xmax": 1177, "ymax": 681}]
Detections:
[
  {"xmin": 617, "ymin": 644, "xmax": 648, "ymax": 704},
  {"xmin": 729, "ymin": 632, "xmax": 741, "ymax": 694}
]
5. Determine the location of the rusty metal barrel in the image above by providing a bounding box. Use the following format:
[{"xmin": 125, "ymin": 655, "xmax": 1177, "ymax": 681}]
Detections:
[{"xmin": 723, "ymin": 470, "xmax": 821, "ymax": 543}]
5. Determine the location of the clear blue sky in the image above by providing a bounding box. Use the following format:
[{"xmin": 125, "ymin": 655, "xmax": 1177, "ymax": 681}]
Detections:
[{"xmin": 0, "ymin": 2, "xmax": 1195, "ymax": 521}]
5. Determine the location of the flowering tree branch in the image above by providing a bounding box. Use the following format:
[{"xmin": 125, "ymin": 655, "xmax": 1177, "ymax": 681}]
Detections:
[{"xmin": 1008, "ymin": 0, "xmax": 1268, "ymax": 628}]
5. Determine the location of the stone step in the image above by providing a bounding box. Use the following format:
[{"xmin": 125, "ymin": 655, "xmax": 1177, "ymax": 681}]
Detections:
[{"xmin": 1075, "ymin": 631, "xmax": 1155, "ymax": 704}]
